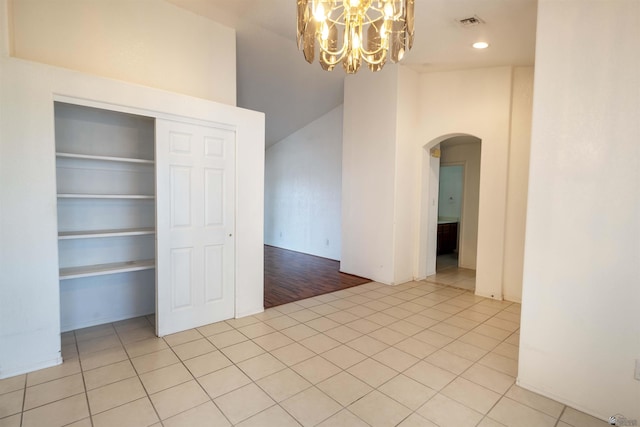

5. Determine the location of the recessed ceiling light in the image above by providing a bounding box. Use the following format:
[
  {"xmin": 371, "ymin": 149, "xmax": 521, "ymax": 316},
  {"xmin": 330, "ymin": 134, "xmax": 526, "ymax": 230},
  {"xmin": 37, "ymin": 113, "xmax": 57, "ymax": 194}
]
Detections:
[{"xmin": 473, "ymin": 42, "xmax": 489, "ymax": 49}]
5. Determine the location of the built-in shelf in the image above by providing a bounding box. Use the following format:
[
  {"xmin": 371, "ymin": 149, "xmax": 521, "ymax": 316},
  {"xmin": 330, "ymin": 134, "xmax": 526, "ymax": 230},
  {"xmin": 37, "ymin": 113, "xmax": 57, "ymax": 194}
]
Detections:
[
  {"xmin": 56, "ymin": 152, "xmax": 154, "ymax": 164},
  {"xmin": 57, "ymin": 194, "xmax": 155, "ymax": 199},
  {"xmin": 60, "ymin": 259, "xmax": 155, "ymax": 280},
  {"xmin": 58, "ymin": 228, "xmax": 156, "ymax": 240}
]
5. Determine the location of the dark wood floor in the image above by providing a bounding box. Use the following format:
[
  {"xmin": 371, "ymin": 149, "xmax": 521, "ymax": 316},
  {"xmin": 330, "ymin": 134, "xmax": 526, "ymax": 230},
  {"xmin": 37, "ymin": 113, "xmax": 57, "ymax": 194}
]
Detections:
[{"xmin": 264, "ymin": 245, "xmax": 371, "ymax": 308}]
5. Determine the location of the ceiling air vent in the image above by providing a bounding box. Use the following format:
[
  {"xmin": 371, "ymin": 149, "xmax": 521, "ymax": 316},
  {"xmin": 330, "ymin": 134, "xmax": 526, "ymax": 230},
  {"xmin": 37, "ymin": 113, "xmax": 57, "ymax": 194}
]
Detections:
[{"xmin": 458, "ymin": 15, "xmax": 484, "ymax": 27}]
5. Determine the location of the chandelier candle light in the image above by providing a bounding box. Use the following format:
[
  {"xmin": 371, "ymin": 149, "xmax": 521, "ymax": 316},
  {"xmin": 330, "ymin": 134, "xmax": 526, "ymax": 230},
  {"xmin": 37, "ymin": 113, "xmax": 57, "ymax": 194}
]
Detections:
[{"xmin": 297, "ymin": 0, "xmax": 415, "ymax": 73}]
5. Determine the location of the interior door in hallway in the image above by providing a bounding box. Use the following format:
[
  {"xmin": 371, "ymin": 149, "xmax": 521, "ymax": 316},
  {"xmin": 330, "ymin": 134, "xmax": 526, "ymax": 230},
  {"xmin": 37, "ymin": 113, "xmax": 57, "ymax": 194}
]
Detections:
[{"xmin": 156, "ymin": 119, "xmax": 236, "ymax": 336}]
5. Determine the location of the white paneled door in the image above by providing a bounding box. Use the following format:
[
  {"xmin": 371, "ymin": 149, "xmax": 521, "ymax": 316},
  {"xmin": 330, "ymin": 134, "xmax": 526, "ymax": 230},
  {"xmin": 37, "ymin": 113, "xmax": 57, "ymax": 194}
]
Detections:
[{"xmin": 156, "ymin": 119, "xmax": 236, "ymax": 336}]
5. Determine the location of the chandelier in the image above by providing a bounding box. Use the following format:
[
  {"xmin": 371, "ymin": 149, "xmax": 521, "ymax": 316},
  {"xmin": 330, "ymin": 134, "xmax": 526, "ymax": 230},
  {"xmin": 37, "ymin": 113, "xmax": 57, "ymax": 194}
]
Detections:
[{"xmin": 297, "ymin": 0, "xmax": 415, "ymax": 74}]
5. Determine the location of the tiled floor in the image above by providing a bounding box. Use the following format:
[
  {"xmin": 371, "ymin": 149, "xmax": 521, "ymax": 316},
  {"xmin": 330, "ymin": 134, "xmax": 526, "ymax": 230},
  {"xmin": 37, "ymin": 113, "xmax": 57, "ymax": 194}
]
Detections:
[
  {"xmin": 429, "ymin": 255, "xmax": 476, "ymax": 291},
  {"xmin": 0, "ymin": 280, "xmax": 610, "ymax": 427}
]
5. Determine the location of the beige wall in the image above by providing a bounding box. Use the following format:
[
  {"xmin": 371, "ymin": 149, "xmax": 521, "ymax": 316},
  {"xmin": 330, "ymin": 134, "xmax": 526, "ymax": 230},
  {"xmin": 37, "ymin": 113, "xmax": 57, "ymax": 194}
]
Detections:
[
  {"xmin": 503, "ymin": 67, "xmax": 534, "ymax": 302},
  {"xmin": 8, "ymin": 0, "xmax": 236, "ymax": 105}
]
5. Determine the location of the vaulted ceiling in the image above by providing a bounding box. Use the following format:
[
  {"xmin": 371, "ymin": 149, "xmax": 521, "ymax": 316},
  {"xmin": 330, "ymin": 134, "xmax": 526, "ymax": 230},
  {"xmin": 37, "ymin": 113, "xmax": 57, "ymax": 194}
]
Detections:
[{"xmin": 167, "ymin": 0, "xmax": 538, "ymax": 146}]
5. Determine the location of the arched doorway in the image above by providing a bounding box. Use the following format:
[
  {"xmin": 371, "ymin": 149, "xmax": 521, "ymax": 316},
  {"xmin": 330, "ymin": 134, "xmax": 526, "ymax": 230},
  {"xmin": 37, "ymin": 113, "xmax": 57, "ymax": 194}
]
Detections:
[{"xmin": 417, "ymin": 133, "xmax": 487, "ymax": 294}]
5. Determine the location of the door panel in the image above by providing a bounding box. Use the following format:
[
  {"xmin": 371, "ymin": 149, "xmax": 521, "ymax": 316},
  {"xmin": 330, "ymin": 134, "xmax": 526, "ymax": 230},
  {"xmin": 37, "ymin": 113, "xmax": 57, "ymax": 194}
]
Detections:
[{"xmin": 156, "ymin": 119, "xmax": 235, "ymax": 336}]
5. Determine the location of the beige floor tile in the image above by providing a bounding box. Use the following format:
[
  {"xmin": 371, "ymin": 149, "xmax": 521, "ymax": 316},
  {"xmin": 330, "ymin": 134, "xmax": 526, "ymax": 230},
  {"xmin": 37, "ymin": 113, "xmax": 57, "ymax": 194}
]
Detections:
[
  {"xmin": 347, "ymin": 358, "xmax": 397, "ymax": 388},
  {"xmin": 443, "ymin": 315, "xmax": 481, "ymax": 331},
  {"xmin": 362, "ymin": 300, "xmax": 393, "ymax": 312},
  {"xmin": 386, "ymin": 320, "xmax": 425, "ymax": 336},
  {"xmin": 346, "ymin": 335, "xmax": 388, "ymax": 356},
  {"xmin": 0, "ymin": 376, "xmax": 25, "ymax": 395},
  {"xmin": 197, "ymin": 321, "xmax": 233, "ymax": 337},
  {"xmin": 394, "ymin": 337, "xmax": 438, "ymax": 359},
  {"xmin": 321, "ymin": 345, "xmax": 367, "ymax": 369},
  {"xmin": 281, "ymin": 324, "xmax": 319, "ymax": 341},
  {"xmin": 288, "ymin": 309, "xmax": 322, "ymax": 323},
  {"xmin": 488, "ymin": 397, "xmax": 556, "ymax": 427},
  {"xmin": 365, "ymin": 312, "xmax": 398, "ymax": 327},
  {"xmin": 372, "ymin": 347, "xmax": 419, "ymax": 372},
  {"xmin": 478, "ymin": 352, "xmax": 518, "ymax": 377},
  {"xmin": 139, "ymin": 362, "xmax": 193, "ymax": 394},
  {"xmin": 281, "ymin": 386, "xmax": 341, "ymax": 427},
  {"xmin": 172, "ymin": 338, "xmax": 216, "ymax": 360},
  {"xmin": 397, "ymin": 413, "xmax": 439, "ymax": 427},
  {"xmin": 345, "ymin": 305, "xmax": 376, "ymax": 318},
  {"xmin": 328, "ymin": 299, "xmax": 358, "ymax": 310},
  {"xmin": 163, "ymin": 329, "xmax": 202, "ymax": 347},
  {"xmin": 317, "ymin": 371, "xmax": 372, "ymax": 406},
  {"xmin": 324, "ymin": 325, "xmax": 362, "ymax": 343},
  {"xmin": 429, "ymin": 322, "xmax": 467, "ymax": 339},
  {"xmin": 273, "ymin": 302, "xmax": 305, "ymax": 315},
  {"xmin": 0, "ymin": 414, "xmax": 21, "ymax": 427},
  {"xmin": 382, "ymin": 306, "xmax": 414, "ymax": 319},
  {"xmin": 131, "ymin": 348, "xmax": 179, "ymax": 374},
  {"xmin": 256, "ymin": 368, "xmax": 312, "ymax": 402},
  {"xmin": 494, "ymin": 311, "xmax": 520, "ymax": 324},
  {"xmin": 378, "ymin": 374, "xmax": 436, "ymax": 410},
  {"xmin": 417, "ymin": 393, "xmax": 483, "ymax": 427},
  {"xmin": 163, "ymin": 401, "xmax": 230, "ymax": 427},
  {"xmin": 441, "ymin": 377, "xmax": 501, "ymax": 414},
  {"xmin": 123, "ymin": 337, "xmax": 168, "ymax": 359},
  {"xmin": 74, "ymin": 324, "xmax": 115, "ymax": 342},
  {"xmin": 80, "ymin": 347, "xmax": 129, "ymax": 371},
  {"xmin": 92, "ymin": 397, "xmax": 159, "ymax": 427},
  {"xmin": 346, "ymin": 319, "xmax": 383, "ymax": 334},
  {"xmin": 264, "ymin": 315, "xmax": 299, "ymax": 330},
  {"xmin": 87, "ymin": 377, "xmax": 146, "ymax": 414},
  {"xmin": 368, "ymin": 327, "xmax": 407, "ymax": 346},
  {"xmin": 214, "ymin": 383, "xmax": 275, "ymax": 424},
  {"xmin": 309, "ymin": 304, "xmax": 341, "ymax": 316},
  {"xmin": 252, "ymin": 331, "xmax": 295, "ymax": 351},
  {"xmin": 443, "ymin": 340, "xmax": 488, "ymax": 362},
  {"xmin": 474, "ymin": 324, "xmax": 512, "ymax": 341},
  {"xmin": 304, "ymin": 316, "xmax": 341, "ymax": 332},
  {"xmin": 316, "ymin": 409, "xmax": 369, "ymax": 427},
  {"xmin": 24, "ymin": 373, "xmax": 85, "ymax": 410},
  {"xmin": 404, "ymin": 361, "xmax": 456, "ymax": 390},
  {"xmin": 560, "ymin": 406, "xmax": 611, "ymax": 427},
  {"xmin": 299, "ymin": 334, "xmax": 340, "ymax": 354},
  {"xmin": 117, "ymin": 326, "xmax": 156, "ymax": 344},
  {"xmin": 237, "ymin": 322, "xmax": 277, "ymax": 339},
  {"xmin": 77, "ymin": 334, "xmax": 122, "ymax": 356},
  {"xmin": 65, "ymin": 417, "xmax": 92, "ymax": 427},
  {"xmin": 197, "ymin": 365, "xmax": 251, "ymax": 399},
  {"xmin": 297, "ymin": 296, "xmax": 325, "ymax": 308},
  {"xmin": 84, "ymin": 360, "xmax": 136, "ymax": 390},
  {"xmin": 461, "ymin": 364, "xmax": 515, "ymax": 394},
  {"xmin": 477, "ymin": 417, "xmax": 508, "ymax": 427},
  {"xmin": 458, "ymin": 331, "xmax": 502, "ymax": 351},
  {"xmin": 292, "ymin": 356, "xmax": 341, "ymax": 384},
  {"xmin": 484, "ymin": 317, "xmax": 520, "ymax": 333},
  {"xmin": 413, "ymin": 330, "xmax": 455, "ymax": 348},
  {"xmin": 62, "ymin": 344, "xmax": 79, "ymax": 361},
  {"xmin": 149, "ymin": 380, "xmax": 209, "ymax": 420},
  {"xmin": 504, "ymin": 332, "xmax": 520, "ymax": 346},
  {"xmin": 458, "ymin": 310, "xmax": 493, "ymax": 323},
  {"xmin": 0, "ymin": 390, "xmax": 23, "ymax": 418},
  {"xmin": 26, "ymin": 359, "xmax": 81, "ymax": 387},
  {"xmin": 236, "ymin": 404, "xmax": 301, "ymax": 427},
  {"xmin": 226, "ymin": 315, "xmax": 261, "ymax": 328},
  {"xmin": 183, "ymin": 350, "xmax": 232, "ymax": 377},
  {"xmin": 426, "ymin": 349, "xmax": 474, "ymax": 375},
  {"xmin": 271, "ymin": 343, "xmax": 315, "ymax": 366},
  {"xmin": 207, "ymin": 330, "xmax": 248, "ymax": 348},
  {"xmin": 221, "ymin": 340, "xmax": 265, "ymax": 363},
  {"xmin": 505, "ymin": 385, "xmax": 564, "ymax": 418},
  {"xmin": 493, "ymin": 342, "xmax": 519, "ymax": 360},
  {"xmin": 348, "ymin": 390, "xmax": 412, "ymax": 427},
  {"xmin": 237, "ymin": 352, "xmax": 286, "ymax": 381},
  {"xmin": 21, "ymin": 394, "xmax": 88, "ymax": 427},
  {"xmin": 113, "ymin": 316, "xmax": 151, "ymax": 332}
]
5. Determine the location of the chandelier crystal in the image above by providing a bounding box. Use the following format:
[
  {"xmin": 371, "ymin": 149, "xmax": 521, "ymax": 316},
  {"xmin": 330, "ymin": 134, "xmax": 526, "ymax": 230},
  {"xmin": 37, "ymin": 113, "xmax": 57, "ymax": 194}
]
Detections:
[{"xmin": 297, "ymin": 0, "xmax": 415, "ymax": 74}]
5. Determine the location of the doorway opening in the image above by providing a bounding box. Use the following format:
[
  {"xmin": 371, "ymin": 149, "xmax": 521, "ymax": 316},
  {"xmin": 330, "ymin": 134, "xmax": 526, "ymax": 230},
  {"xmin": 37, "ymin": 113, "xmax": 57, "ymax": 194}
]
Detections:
[{"xmin": 420, "ymin": 135, "xmax": 481, "ymax": 291}]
